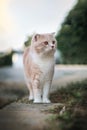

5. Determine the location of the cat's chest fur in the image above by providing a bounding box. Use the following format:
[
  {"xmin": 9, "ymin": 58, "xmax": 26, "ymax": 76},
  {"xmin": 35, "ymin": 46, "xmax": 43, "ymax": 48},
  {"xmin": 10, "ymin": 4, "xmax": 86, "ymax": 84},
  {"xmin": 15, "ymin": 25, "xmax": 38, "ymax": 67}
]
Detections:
[{"xmin": 30, "ymin": 52, "xmax": 54, "ymax": 79}]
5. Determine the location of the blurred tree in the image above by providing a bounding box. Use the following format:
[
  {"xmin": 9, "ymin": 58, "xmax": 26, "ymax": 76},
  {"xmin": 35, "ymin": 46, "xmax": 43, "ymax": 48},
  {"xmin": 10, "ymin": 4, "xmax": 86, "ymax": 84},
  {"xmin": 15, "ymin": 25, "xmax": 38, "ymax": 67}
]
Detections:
[
  {"xmin": 56, "ymin": 0, "xmax": 87, "ymax": 64},
  {"xmin": 24, "ymin": 35, "xmax": 32, "ymax": 47},
  {"xmin": 0, "ymin": 49, "xmax": 13, "ymax": 67}
]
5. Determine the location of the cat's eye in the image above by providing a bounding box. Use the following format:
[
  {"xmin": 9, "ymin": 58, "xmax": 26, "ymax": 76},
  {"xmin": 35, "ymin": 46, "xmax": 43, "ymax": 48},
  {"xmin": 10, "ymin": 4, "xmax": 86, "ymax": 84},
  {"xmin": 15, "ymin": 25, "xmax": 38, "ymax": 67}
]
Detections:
[
  {"xmin": 44, "ymin": 41, "xmax": 48, "ymax": 45},
  {"xmin": 52, "ymin": 41, "xmax": 55, "ymax": 44}
]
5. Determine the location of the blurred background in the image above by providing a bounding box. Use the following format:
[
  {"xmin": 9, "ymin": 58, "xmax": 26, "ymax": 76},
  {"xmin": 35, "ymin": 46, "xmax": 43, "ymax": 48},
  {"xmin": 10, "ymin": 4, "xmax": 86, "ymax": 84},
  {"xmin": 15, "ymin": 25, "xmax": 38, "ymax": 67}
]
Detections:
[
  {"xmin": 0, "ymin": 0, "xmax": 80, "ymax": 67},
  {"xmin": 0, "ymin": 0, "xmax": 87, "ymax": 67}
]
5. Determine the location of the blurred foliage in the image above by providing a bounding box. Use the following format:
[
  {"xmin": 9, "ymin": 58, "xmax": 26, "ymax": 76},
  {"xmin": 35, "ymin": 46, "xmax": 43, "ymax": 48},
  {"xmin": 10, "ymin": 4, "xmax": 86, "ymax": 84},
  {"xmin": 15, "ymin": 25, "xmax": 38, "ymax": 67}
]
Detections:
[
  {"xmin": 0, "ymin": 49, "xmax": 13, "ymax": 67},
  {"xmin": 24, "ymin": 35, "xmax": 32, "ymax": 47},
  {"xmin": 56, "ymin": 0, "xmax": 87, "ymax": 64}
]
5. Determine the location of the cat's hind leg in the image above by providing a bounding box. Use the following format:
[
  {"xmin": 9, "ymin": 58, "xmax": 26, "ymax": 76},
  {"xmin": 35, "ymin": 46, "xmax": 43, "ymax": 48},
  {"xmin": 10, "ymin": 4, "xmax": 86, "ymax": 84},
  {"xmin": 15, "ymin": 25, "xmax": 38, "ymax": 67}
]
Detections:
[{"xmin": 26, "ymin": 80, "xmax": 34, "ymax": 101}]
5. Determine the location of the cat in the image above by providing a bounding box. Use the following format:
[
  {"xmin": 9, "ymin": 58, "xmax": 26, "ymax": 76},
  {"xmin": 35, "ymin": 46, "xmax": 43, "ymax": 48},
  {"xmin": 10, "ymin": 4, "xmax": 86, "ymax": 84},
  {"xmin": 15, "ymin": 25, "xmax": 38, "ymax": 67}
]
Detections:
[{"xmin": 23, "ymin": 33, "xmax": 57, "ymax": 103}]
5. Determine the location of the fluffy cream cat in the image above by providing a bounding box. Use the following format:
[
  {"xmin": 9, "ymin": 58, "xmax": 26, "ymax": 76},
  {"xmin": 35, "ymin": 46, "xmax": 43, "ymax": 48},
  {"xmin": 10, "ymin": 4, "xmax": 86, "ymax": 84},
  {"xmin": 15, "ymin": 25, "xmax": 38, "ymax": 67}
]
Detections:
[{"xmin": 23, "ymin": 33, "xmax": 57, "ymax": 103}]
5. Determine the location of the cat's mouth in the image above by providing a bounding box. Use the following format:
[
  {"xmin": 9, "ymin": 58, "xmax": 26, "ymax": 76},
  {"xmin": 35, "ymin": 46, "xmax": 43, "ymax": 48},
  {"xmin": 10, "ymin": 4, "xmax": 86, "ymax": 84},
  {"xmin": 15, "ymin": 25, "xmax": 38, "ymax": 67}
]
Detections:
[
  {"xmin": 51, "ymin": 46, "xmax": 54, "ymax": 49},
  {"xmin": 51, "ymin": 47, "xmax": 56, "ymax": 51},
  {"xmin": 46, "ymin": 48, "xmax": 56, "ymax": 54}
]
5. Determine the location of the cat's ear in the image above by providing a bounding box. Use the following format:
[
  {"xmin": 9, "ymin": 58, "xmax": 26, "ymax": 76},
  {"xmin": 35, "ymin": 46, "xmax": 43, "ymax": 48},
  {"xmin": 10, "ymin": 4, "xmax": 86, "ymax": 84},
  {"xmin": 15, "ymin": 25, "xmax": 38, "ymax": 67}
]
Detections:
[
  {"xmin": 32, "ymin": 34, "xmax": 40, "ymax": 42},
  {"xmin": 51, "ymin": 32, "xmax": 55, "ymax": 36}
]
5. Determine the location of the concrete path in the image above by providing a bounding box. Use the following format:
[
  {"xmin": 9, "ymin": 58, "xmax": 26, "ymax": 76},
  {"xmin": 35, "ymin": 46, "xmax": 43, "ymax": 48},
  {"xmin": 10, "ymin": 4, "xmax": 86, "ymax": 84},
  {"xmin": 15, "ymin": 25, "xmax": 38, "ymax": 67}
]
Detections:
[
  {"xmin": 0, "ymin": 103, "xmax": 63, "ymax": 130},
  {"xmin": 0, "ymin": 65, "xmax": 87, "ymax": 130}
]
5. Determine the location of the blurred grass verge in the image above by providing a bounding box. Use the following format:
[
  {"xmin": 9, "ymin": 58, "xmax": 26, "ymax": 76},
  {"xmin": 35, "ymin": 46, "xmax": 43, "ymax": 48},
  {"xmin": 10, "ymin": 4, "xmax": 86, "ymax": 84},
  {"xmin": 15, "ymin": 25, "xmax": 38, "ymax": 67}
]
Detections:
[
  {"xmin": 47, "ymin": 79, "xmax": 87, "ymax": 130},
  {"xmin": 0, "ymin": 82, "xmax": 28, "ymax": 109}
]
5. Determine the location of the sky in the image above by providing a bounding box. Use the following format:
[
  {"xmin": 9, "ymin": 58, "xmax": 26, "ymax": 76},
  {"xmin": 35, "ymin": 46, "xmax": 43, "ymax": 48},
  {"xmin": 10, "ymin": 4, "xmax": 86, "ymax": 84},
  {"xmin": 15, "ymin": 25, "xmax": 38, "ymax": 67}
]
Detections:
[{"xmin": 0, "ymin": 0, "xmax": 77, "ymax": 51}]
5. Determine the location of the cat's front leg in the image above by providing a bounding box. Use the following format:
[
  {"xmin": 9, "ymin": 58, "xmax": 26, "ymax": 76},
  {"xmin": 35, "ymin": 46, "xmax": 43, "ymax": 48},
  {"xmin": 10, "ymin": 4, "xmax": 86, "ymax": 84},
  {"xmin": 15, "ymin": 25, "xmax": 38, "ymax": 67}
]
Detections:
[
  {"xmin": 32, "ymin": 79, "xmax": 42, "ymax": 103},
  {"xmin": 42, "ymin": 81, "xmax": 51, "ymax": 103},
  {"xmin": 33, "ymin": 89, "xmax": 42, "ymax": 103}
]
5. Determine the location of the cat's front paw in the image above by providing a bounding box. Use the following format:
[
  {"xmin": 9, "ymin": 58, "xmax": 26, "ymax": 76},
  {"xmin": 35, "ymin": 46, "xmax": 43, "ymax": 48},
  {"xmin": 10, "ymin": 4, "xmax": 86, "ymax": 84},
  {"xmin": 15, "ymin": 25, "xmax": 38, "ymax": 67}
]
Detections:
[
  {"xmin": 43, "ymin": 98, "xmax": 51, "ymax": 103},
  {"xmin": 29, "ymin": 95, "xmax": 34, "ymax": 101},
  {"xmin": 33, "ymin": 99, "xmax": 42, "ymax": 103}
]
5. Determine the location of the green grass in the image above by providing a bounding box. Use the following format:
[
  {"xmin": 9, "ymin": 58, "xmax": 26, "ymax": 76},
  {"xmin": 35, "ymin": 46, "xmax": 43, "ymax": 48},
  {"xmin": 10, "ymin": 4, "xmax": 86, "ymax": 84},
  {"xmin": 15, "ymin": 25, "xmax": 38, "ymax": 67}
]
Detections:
[
  {"xmin": 48, "ymin": 80, "xmax": 87, "ymax": 130},
  {"xmin": 50, "ymin": 80, "xmax": 87, "ymax": 105}
]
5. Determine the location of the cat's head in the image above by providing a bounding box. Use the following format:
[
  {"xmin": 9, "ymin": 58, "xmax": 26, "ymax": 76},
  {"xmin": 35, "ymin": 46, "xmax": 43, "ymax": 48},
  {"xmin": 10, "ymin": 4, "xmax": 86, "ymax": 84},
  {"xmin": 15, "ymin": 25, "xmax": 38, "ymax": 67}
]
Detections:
[{"xmin": 31, "ymin": 33, "xmax": 57, "ymax": 56}]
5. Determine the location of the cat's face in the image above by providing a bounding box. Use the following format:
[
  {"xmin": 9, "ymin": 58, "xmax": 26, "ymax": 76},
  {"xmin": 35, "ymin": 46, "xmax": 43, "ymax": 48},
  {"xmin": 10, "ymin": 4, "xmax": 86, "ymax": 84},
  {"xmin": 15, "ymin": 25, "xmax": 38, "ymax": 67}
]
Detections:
[{"xmin": 31, "ymin": 33, "xmax": 57, "ymax": 55}]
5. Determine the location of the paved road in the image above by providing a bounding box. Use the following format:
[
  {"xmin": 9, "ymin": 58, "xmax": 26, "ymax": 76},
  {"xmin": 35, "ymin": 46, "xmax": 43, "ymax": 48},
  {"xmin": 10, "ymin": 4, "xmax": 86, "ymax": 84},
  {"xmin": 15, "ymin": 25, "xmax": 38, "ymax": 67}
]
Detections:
[
  {"xmin": 0, "ymin": 65, "xmax": 87, "ymax": 82},
  {"xmin": 0, "ymin": 67, "xmax": 24, "ymax": 82}
]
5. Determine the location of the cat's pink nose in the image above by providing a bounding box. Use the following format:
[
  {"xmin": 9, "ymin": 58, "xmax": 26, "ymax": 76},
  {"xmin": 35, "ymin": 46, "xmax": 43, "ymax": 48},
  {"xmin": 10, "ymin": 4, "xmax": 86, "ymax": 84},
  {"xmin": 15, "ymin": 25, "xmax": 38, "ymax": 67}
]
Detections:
[{"xmin": 51, "ymin": 46, "xmax": 54, "ymax": 49}]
